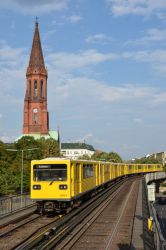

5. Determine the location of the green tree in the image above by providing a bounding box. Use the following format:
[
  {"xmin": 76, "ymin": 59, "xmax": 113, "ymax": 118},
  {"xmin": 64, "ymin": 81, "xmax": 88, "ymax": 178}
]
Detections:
[
  {"xmin": 133, "ymin": 156, "xmax": 159, "ymax": 164},
  {"xmin": 2, "ymin": 136, "xmax": 60, "ymax": 195},
  {"xmin": 91, "ymin": 151, "xmax": 122, "ymax": 163},
  {"xmin": 78, "ymin": 154, "xmax": 91, "ymax": 160},
  {"xmin": 38, "ymin": 138, "xmax": 60, "ymax": 158}
]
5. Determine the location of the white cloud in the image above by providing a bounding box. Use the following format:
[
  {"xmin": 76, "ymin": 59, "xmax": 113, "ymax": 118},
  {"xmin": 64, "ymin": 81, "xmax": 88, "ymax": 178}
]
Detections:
[
  {"xmin": 10, "ymin": 20, "xmax": 16, "ymax": 30},
  {"xmin": 48, "ymin": 71, "xmax": 166, "ymax": 107},
  {"xmin": 67, "ymin": 15, "xmax": 82, "ymax": 23},
  {"xmin": 43, "ymin": 29, "xmax": 56, "ymax": 41},
  {"xmin": 99, "ymin": 84, "xmax": 152, "ymax": 102},
  {"xmin": 47, "ymin": 48, "xmax": 166, "ymax": 76},
  {"xmin": 0, "ymin": 0, "xmax": 68, "ymax": 14},
  {"xmin": 126, "ymin": 28, "xmax": 166, "ymax": 46},
  {"xmin": 134, "ymin": 118, "xmax": 143, "ymax": 123},
  {"xmin": 46, "ymin": 50, "xmax": 118, "ymax": 72},
  {"xmin": 0, "ymin": 42, "xmax": 26, "ymax": 110},
  {"xmin": 85, "ymin": 33, "xmax": 113, "ymax": 44},
  {"xmin": 120, "ymin": 144, "xmax": 140, "ymax": 152},
  {"xmin": 75, "ymin": 133, "xmax": 93, "ymax": 143},
  {"xmin": 152, "ymin": 92, "xmax": 166, "ymax": 105},
  {"xmin": 122, "ymin": 50, "xmax": 166, "ymax": 73},
  {"xmin": 0, "ymin": 41, "xmax": 27, "ymax": 68},
  {"xmin": 0, "ymin": 134, "xmax": 17, "ymax": 143},
  {"xmin": 134, "ymin": 50, "xmax": 166, "ymax": 74},
  {"xmin": 106, "ymin": 0, "xmax": 166, "ymax": 17},
  {"xmin": 133, "ymin": 50, "xmax": 166, "ymax": 63}
]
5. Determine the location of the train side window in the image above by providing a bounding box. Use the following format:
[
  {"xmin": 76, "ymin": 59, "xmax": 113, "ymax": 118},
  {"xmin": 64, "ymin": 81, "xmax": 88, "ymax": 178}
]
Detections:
[
  {"xmin": 128, "ymin": 165, "xmax": 132, "ymax": 170},
  {"xmin": 83, "ymin": 164, "xmax": 94, "ymax": 178},
  {"xmin": 104, "ymin": 164, "xmax": 110, "ymax": 173},
  {"xmin": 138, "ymin": 165, "xmax": 142, "ymax": 169}
]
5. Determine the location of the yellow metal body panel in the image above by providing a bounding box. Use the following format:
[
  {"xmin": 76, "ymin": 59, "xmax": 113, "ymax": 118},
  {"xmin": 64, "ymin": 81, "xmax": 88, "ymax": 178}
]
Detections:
[
  {"xmin": 82, "ymin": 178, "xmax": 96, "ymax": 192},
  {"xmin": 104, "ymin": 163, "xmax": 111, "ymax": 183},
  {"xmin": 99, "ymin": 164, "xmax": 104, "ymax": 185}
]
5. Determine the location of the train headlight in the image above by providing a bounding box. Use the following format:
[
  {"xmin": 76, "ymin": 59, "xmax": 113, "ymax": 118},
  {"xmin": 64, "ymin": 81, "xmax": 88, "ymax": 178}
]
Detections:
[
  {"xmin": 33, "ymin": 185, "xmax": 41, "ymax": 190},
  {"xmin": 59, "ymin": 185, "xmax": 67, "ymax": 190}
]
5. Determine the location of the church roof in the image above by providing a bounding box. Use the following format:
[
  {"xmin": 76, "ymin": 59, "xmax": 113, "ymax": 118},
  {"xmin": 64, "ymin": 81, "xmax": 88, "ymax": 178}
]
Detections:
[
  {"xmin": 27, "ymin": 19, "xmax": 46, "ymax": 73},
  {"xmin": 16, "ymin": 131, "xmax": 59, "ymax": 141}
]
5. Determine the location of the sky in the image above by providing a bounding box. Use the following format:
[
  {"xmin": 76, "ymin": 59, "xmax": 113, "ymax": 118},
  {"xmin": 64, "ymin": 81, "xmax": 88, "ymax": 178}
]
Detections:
[{"xmin": 0, "ymin": 0, "xmax": 166, "ymax": 160}]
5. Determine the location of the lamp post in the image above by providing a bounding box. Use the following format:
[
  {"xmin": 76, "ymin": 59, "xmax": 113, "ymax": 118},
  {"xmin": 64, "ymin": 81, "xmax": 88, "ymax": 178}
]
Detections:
[{"xmin": 6, "ymin": 148, "xmax": 39, "ymax": 206}]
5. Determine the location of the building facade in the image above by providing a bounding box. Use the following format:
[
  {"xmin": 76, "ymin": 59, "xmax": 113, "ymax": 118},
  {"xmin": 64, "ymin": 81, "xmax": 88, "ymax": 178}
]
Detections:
[
  {"xmin": 154, "ymin": 152, "xmax": 166, "ymax": 165},
  {"xmin": 21, "ymin": 19, "xmax": 58, "ymax": 141},
  {"xmin": 61, "ymin": 143, "xmax": 95, "ymax": 159}
]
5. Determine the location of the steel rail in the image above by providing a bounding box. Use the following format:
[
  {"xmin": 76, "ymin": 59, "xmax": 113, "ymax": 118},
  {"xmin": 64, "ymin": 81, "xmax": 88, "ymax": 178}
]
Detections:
[
  {"xmin": 11, "ymin": 215, "xmax": 61, "ymax": 250},
  {"xmin": 0, "ymin": 204, "xmax": 37, "ymax": 228},
  {"xmin": 0, "ymin": 213, "xmax": 41, "ymax": 238},
  {"xmin": 105, "ymin": 181, "xmax": 135, "ymax": 249}
]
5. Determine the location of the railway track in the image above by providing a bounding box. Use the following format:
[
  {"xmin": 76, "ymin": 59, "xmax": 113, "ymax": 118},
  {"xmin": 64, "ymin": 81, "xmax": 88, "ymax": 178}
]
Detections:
[
  {"xmin": 0, "ymin": 212, "xmax": 60, "ymax": 249},
  {"xmin": 13, "ymin": 176, "xmax": 140, "ymax": 250},
  {"xmin": 0, "ymin": 212, "xmax": 41, "ymax": 237}
]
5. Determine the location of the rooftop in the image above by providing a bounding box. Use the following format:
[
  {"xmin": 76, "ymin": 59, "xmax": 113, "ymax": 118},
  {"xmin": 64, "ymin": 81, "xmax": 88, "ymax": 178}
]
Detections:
[{"xmin": 61, "ymin": 142, "xmax": 95, "ymax": 151}]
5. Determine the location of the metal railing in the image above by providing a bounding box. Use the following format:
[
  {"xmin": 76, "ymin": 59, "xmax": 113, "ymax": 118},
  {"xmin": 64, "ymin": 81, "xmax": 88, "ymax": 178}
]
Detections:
[
  {"xmin": 0, "ymin": 194, "xmax": 35, "ymax": 216},
  {"xmin": 145, "ymin": 178, "xmax": 166, "ymax": 249},
  {"xmin": 150, "ymin": 203, "xmax": 166, "ymax": 250}
]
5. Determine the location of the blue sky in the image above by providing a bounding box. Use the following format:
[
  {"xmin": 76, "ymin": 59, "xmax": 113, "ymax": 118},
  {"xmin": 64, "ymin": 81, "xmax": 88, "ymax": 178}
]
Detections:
[{"xmin": 0, "ymin": 0, "xmax": 166, "ymax": 159}]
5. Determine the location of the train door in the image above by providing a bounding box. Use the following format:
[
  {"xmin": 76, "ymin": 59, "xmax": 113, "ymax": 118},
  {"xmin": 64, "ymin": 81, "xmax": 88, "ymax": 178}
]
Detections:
[
  {"xmin": 121, "ymin": 165, "xmax": 124, "ymax": 176},
  {"xmin": 95, "ymin": 163, "xmax": 99, "ymax": 186},
  {"xmin": 109, "ymin": 164, "xmax": 112, "ymax": 180},
  {"xmin": 111, "ymin": 164, "xmax": 115, "ymax": 180},
  {"xmin": 114, "ymin": 164, "xmax": 118, "ymax": 179},
  {"xmin": 71, "ymin": 163, "xmax": 75, "ymax": 197},
  {"xmin": 98, "ymin": 164, "xmax": 101, "ymax": 185},
  {"xmin": 74, "ymin": 163, "xmax": 80, "ymax": 195},
  {"xmin": 99, "ymin": 164, "xmax": 104, "ymax": 184}
]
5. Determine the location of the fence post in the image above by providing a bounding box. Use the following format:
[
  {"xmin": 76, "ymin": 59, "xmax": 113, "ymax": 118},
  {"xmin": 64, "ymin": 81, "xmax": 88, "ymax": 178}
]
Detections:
[{"xmin": 10, "ymin": 196, "xmax": 13, "ymax": 213}]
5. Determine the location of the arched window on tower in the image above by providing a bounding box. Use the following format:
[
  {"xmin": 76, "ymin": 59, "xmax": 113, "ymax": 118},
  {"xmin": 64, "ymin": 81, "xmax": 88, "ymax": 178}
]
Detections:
[
  {"xmin": 34, "ymin": 80, "xmax": 38, "ymax": 99},
  {"xmin": 33, "ymin": 108, "xmax": 38, "ymax": 125},
  {"xmin": 41, "ymin": 80, "xmax": 44, "ymax": 98},
  {"xmin": 28, "ymin": 80, "xmax": 31, "ymax": 98}
]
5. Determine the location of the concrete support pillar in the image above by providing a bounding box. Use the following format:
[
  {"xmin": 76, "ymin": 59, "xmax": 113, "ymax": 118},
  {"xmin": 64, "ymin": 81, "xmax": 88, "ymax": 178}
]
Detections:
[{"xmin": 156, "ymin": 181, "xmax": 160, "ymax": 194}]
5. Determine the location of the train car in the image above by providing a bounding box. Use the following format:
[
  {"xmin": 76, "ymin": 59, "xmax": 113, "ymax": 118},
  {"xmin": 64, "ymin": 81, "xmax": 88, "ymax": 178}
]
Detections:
[
  {"xmin": 30, "ymin": 158, "xmax": 163, "ymax": 214},
  {"xmin": 31, "ymin": 158, "xmax": 99, "ymax": 213}
]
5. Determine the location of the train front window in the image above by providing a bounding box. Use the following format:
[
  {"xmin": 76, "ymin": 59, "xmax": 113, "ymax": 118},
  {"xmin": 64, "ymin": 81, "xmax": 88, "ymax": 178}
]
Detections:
[{"xmin": 33, "ymin": 164, "xmax": 67, "ymax": 181}]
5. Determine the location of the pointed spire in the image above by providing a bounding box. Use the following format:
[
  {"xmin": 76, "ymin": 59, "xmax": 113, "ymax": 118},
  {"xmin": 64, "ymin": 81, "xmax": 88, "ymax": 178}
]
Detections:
[{"xmin": 27, "ymin": 18, "xmax": 47, "ymax": 75}]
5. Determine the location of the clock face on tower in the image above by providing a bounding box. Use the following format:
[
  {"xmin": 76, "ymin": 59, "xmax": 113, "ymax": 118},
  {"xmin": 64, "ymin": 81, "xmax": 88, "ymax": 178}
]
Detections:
[{"xmin": 33, "ymin": 108, "xmax": 38, "ymax": 113}]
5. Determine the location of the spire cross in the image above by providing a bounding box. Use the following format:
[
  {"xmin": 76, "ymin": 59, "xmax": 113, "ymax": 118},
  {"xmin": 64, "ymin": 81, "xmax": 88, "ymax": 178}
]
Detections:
[{"xmin": 35, "ymin": 16, "xmax": 38, "ymax": 25}]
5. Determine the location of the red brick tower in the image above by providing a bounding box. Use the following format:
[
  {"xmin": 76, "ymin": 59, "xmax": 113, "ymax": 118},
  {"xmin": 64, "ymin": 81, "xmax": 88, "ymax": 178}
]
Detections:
[{"xmin": 23, "ymin": 19, "xmax": 49, "ymax": 135}]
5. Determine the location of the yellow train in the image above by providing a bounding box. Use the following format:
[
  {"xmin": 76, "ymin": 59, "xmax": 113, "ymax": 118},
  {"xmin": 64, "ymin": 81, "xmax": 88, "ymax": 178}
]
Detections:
[{"xmin": 30, "ymin": 158, "xmax": 163, "ymax": 213}]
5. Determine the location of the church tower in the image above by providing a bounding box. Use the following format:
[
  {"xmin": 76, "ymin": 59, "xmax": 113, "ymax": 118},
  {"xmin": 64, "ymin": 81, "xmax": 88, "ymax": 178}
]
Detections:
[{"xmin": 23, "ymin": 19, "xmax": 49, "ymax": 135}]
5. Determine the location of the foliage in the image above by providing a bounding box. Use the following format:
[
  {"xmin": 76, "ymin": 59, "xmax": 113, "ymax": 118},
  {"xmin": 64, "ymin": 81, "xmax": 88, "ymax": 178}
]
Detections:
[
  {"xmin": 78, "ymin": 154, "xmax": 91, "ymax": 160},
  {"xmin": 132, "ymin": 156, "xmax": 160, "ymax": 164},
  {"xmin": 0, "ymin": 136, "xmax": 60, "ymax": 195},
  {"xmin": 91, "ymin": 151, "xmax": 122, "ymax": 163},
  {"xmin": 38, "ymin": 138, "xmax": 60, "ymax": 158},
  {"xmin": 78, "ymin": 151, "xmax": 122, "ymax": 163}
]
